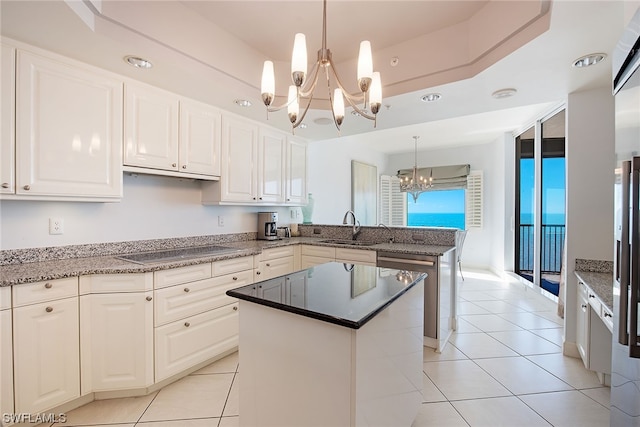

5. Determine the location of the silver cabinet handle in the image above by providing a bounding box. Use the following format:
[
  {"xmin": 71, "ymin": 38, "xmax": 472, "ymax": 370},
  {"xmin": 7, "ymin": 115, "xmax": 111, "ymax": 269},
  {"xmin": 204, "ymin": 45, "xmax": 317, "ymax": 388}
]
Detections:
[
  {"xmin": 232, "ymin": 276, "xmax": 238, "ymax": 281},
  {"xmin": 184, "ymin": 288, "xmax": 190, "ymax": 293},
  {"xmin": 256, "ymin": 271, "xmax": 261, "ymax": 275},
  {"xmin": 182, "ymin": 165, "xmax": 187, "ymax": 169},
  {"xmin": 146, "ymin": 296, "xmax": 152, "ymax": 301},
  {"xmin": 233, "ymin": 306, "xmax": 238, "ymax": 311},
  {"xmin": 172, "ymin": 163, "xmax": 177, "ymax": 167},
  {"xmin": 604, "ymin": 312, "xmax": 613, "ymax": 318},
  {"xmin": 45, "ymin": 306, "xmax": 53, "ymax": 313},
  {"xmin": 266, "ymin": 263, "xmax": 271, "ymax": 267},
  {"xmin": 1, "ymin": 183, "xmax": 9, "ymax": 189},
  {"xmin": 581, "ymin": 304, "xmax": 588, "ymax": 309},
  {"xmin": 184, "ymin": 322, "xmax": 190, "ymax": 327},
  {"xmin": 23, "ymin": 185, "xmax": 30, "ymax": 191},
  {"xmin": 44, "ymin": 283, "xmax": 52, "ymax": 289}
]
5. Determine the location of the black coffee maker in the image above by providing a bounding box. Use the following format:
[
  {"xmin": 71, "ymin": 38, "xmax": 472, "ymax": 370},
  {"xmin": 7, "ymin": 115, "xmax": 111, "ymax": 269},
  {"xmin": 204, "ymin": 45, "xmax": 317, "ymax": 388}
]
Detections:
[{"xmin": 257, "ymin": 212, "xmax": 278, "ymax": 240}]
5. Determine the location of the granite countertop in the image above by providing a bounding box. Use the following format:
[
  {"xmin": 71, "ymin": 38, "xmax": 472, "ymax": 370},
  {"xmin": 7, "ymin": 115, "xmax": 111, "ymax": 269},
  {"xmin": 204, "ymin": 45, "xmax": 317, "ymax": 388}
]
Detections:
[
  {"xmin": 573, "ymin": 256, "xmax": 614, "ymax": 314},
  {"xmin": 0, "ymin": 237, "xmax": 455, "ymax": 287},
  {"xmin": 227, "ymin": 262, "xmax": 426, "ymax": 329}
]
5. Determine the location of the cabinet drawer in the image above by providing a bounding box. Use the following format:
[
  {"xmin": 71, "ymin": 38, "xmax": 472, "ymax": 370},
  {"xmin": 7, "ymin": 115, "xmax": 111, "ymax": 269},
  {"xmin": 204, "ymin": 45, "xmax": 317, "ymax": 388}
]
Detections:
[
  {"xmin": 301, "ymin": 245, "xmax": 335, "ymax": 258},
  {"xmin": 256, "ymin": 257, "xmax": 294, "ymax": 282},
  {"xmin": 155, "ymin": 302, "xmax": 239, "ymax": 381},
  {"xmin": 0, "ymin": 286, "xmax": 10, "ymax": 310},
  {"xmin": 601, "ymin": 306, "xmax": 614, "ymax": 333},
  {"xmin": 79, "ymin": 272, "xmax": 153, "ymax": 294},
  {"xmin": 260, "ymin": 246, "xmax": 295, "ymax": 261},
  {"xmin": 212, "ymin": 256, "xmax": 254, "ymax": 277},
  {"xmin": 155, "ymin": 270, "xmax": 252, "ymax": 326},
  {"xmin": 587, "ymin": 290, "xmax": 601, "ymax": 313},
  {"xmin": 335, "ymin": 248, "xmax": 377, "ymax": 265},
  {"xmin": 13, "ymin": 276, "xmax": 78, "ymax": 307},
  {"xmin": 154, "ymin": 263, "xmax": 212, "ymax": 289},
  {"xmin": 300, "ymin": 255, "xmax": 333, "ymax": 269}
]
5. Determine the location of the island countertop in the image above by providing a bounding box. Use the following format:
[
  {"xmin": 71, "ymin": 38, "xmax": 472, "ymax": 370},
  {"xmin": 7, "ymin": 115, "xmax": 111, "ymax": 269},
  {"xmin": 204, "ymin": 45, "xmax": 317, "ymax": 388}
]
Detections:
[{"xmin": 227, "ymin": 262, "xmax": 426, "ymax": 329}]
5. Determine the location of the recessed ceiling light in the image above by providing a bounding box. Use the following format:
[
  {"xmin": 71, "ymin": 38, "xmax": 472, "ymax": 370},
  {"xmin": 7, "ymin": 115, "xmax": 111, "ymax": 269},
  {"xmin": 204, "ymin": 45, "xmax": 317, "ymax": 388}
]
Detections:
[
  {"xmin": 124, "ymin": 56, "xmax": 152, "ymax": 69},
  {"xmin": 491, "ymin": 88, "xmax": 517, "ymax": 99},
  {"xmin": 314, "ymin": 117, "xmax": 332, "ymax": 125},
  {"xmin": 234, "ymin": 99, "xmax": 252, "ymax": 107},
  {"xmin": 420, "ymin": 93, "xmax": 442, "ymax": 102},
  {"xmin": 572, "ymin": 53, "xmax": 606, "ymax": 68}
]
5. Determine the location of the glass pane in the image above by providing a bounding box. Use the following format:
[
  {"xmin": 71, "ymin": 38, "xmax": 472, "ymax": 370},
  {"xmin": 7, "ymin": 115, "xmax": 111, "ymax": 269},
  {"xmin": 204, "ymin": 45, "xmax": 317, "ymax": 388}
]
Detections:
[
  {"xmin": 515, "ymin": 127, "xmax": 534, "ymax": 281},
  {"xmin": 540, "ymin": 110, "xmax": 566, "ymax": 296},
  {"xmin": 406, "ymin": 189, "xmax": 465, "ymax": 229}
]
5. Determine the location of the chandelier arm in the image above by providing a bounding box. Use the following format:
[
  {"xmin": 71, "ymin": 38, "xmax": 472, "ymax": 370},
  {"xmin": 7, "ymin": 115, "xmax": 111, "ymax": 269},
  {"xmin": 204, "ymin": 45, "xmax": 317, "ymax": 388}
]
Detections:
[
  {"xmin": 298, "ymin": 61, "xmax": 322, "ymax": 98},
  {"xmin": 328, "ymin": 62, "xmax": 375, "ymax": 121},
  {"xmin": 292, "ymin": 89, "xmax": 315, "ymax": 129}
]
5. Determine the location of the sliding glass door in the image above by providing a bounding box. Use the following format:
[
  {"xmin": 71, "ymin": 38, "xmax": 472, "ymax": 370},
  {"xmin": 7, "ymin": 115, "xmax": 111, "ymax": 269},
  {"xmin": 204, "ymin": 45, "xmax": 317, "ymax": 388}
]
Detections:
[{"xmin": 515, "ymin": 109, "xmax": 566, "ymax": 295}]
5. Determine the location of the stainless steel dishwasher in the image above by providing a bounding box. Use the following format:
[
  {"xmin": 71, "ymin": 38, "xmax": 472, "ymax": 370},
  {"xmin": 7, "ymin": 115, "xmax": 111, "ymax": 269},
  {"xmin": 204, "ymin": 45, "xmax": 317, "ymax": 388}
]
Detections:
[{"xmin": 377, "ymin": 250, "xmax": 456, "ymax": 352}]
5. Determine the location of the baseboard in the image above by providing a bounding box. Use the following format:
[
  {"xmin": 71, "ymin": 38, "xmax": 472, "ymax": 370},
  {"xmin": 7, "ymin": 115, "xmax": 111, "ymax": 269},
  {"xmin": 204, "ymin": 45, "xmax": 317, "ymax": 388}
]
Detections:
[{"xmin": 563, "ymin": 341, "xmax": 580, "ymax": 359}]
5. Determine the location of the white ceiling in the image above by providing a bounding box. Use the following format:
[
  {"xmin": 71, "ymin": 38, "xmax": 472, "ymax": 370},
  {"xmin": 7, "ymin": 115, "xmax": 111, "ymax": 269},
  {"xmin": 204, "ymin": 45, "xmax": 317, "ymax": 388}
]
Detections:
[{"xmin": 0, "ymin": 0, "xmax": 633, "ymax": 153}]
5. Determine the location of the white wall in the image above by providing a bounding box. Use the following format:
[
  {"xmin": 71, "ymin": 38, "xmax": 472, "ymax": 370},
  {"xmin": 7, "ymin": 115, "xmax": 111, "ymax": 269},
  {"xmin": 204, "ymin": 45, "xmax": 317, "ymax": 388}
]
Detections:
[
  {"xmin": 384, "ymin": 139, "xmax": 505, "ymax": 271},
  {"xmin": 563, "ymin": 86, "xmax": 615, "ymax": 352},
  {"xmin": 307, "ymin": 135, "xmax": 388, "ymax": 225},
  {"xmin": 0, "ymin": 174, "xmax": 293, "ymax": 250}
]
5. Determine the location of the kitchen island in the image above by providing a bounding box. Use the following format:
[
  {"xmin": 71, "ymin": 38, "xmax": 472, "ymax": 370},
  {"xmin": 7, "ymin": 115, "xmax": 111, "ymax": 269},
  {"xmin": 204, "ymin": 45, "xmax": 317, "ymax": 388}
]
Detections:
[{"xmin": 227, "ymin": 262, "xmax": 426, "ymax": 427}]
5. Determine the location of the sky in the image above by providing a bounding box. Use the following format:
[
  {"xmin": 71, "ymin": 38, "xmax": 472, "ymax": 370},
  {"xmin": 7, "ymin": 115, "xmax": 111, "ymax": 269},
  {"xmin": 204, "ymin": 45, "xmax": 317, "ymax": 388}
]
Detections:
[{"xmin": 520, "ymin": 157, "xmax": 566, "ymax": 221}]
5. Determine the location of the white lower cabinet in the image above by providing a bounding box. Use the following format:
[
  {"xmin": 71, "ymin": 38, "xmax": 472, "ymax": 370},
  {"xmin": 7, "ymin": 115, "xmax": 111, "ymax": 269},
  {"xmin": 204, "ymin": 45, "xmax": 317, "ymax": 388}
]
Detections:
[
  {"xmin": 576, "ymin": 280, "xmax": 612, "ymax": 377},
  {"xmin": 155, "ymin": 302, "xmax": 239, "ymax": 381},
  {"xmin": 255, "ymin": 246, "xmax": 295, "ymax": 282},
  {"xmin": 79, "ymin": 273, "xmax": 154, "ymax": 393},
  {"xmin": 153, "ymin": 258, "xmax": 250, "ymax": 382},
  {"xmin": 13, "ymin": 295, "xmax": 80, "ymax": 414},
  {"xmin": 1, "ymin": 287, "xmax": 13, "ymax": 417}
]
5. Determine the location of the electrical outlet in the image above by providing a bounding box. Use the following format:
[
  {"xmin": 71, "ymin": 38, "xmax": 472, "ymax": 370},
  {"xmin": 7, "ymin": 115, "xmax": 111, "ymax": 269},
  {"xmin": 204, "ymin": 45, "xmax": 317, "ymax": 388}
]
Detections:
[
  {"xmin": 49, "ymin": 218, "xmax": 64, "ymax": 235},
  {"xmin": 218, "ymin": 215, "xmax": 225, "ymax": 227},
  {"xmin": 290, "ymin": 209, "xmax": 296, "ymax": 219}
]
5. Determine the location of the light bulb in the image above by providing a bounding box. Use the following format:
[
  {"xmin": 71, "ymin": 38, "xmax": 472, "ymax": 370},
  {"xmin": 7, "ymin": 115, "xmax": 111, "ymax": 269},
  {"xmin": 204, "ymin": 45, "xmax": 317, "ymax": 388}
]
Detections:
[
  {"xmin": 370, "ymin": 72, "xmax": 382, "ymax": 114},
  {"xmin": 291, "ymin": 33, "xmax": 307, "ymax": 87},
  {"xmin": 287, "ymin": 85, "xmax": 299, "ymax": 124},
  {"xmin": 357, "ymin": 41, "xmax": 373, "ymax": 93},
  {"xmin": 333, "ymin": 88, "xmax": 344, "ymax": 126},
  {"xmin": 261, "ymin": 61, "xmax": 275, "ymax": 106}
]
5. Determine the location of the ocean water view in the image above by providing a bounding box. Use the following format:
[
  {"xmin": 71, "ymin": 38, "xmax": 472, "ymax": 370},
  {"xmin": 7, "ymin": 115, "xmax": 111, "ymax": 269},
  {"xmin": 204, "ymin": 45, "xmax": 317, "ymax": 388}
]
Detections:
[{"xmin": 408, "ymin": 213, "xmax": 465, "ymax": 229}]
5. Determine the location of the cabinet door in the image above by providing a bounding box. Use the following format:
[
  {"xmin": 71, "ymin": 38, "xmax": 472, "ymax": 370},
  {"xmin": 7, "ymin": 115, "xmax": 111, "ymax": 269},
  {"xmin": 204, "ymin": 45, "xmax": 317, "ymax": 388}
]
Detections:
[
  {"xmin": 220, "ymin": 115, "xmax": 258, "ymax": 202},
  {"xmin": 13, "ymin": 297, "xmax": 79, "ymax": 414},
  {"xmin": 16, "ymin": 51, "xmax": 123, "ymax": 198},
  {"xmin": 286, "ymin": 138, "xmax": 308, "ymax": 204},
  {"xmin": 80, "ymin": 291, "xmax": 154, "ymax": 393},
  {"xmin": 155, "ymin": 302, "xmax": 239, "ymax": 381},
  {"xmin": 124, "ymin": 82, "xmax": 179, "ymax": 171},
  {"xmin": 256, "ymin": 277, "xmax": 286, "ymax": 302},
  {"xmin": 1, "ymin": 308, "xmax": 13, "ymax": 416},
  {"xmin": 179, "ymin": 99, "xmax": 221, "ymax": 177},
  {"xmin": 1, "ymin": 43, "xmax": 15, "ymax": 194},
  {"xmin": 257, "ymin": 128, "xmax": 286, "ymax": 203},
  {"xmin": 257, "ymin": 257, "xmax": 295, "ymax": 282},
  {"xmin": 286, "ymin": 271, "xmax": 307, "ymax": 306},
  {"xmin": 576, "ymin": 284, "xmax": 590, "ymax": 367}
]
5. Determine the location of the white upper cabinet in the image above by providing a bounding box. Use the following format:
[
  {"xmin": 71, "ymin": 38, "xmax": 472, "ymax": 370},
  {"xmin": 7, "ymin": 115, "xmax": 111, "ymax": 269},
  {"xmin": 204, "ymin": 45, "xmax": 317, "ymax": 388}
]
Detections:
[
  {"xmin": 258, "ymin": 128, "xmax": 286, "ymax": 204},
  {"xmin": 14, "ymin": 49, "xmax": 123, "ymax": 200},
  {"xmin": 202, "ymin": 114, "xmax": 308, "ymax": 206},
  {"xmin": 179, "ymin": 99, "xmax": 221, "ymax": 176},
  {"xmin": 124, "ymin": 82, "xmax": 221, "ymax": 179},
  {"xmin": 213, "ymin": 115, "xmax": 259, "ymax": 203},
  {"xmin": 286, "ymin": 137, "xmax": 308, "ymax": 204},
  {"xmin": 1, "ymin": 43, "xmax": 15, "ymax": 194},
  {"xmin": 124, "ymin": 82, "xmax": 180, "ymax": 172}
]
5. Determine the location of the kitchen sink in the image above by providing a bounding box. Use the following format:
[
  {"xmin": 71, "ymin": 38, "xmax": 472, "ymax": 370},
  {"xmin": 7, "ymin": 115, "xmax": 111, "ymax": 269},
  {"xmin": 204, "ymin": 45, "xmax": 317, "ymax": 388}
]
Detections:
[
  {"xmin": 116, "ymin": 245, "xmax": 242, "ymax": 265},
  {"xmin": 319, "ymin": 239, "xmax": 378, "ymax": 247}
]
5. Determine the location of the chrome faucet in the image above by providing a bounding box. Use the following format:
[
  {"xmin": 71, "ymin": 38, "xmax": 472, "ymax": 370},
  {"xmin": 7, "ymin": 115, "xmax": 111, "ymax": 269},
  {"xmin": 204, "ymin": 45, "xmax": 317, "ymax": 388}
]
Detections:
[
  {"xmin": 377, "ymin": 223, "xmax": 395, "ymax": 243},
  {"xmin": 342, "ymin": 210, "xmax": 361, "ymax": 240}
]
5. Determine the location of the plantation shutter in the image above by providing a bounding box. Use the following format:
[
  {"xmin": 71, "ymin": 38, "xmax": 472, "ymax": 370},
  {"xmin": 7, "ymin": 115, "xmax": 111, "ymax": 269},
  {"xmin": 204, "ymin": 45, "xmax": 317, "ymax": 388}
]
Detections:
[
  {"xmin": 465, "ymin": 171, "xmax": 483, "ymax": 229},
  {"xmin": 380, "ymin": 175, "xmax": 406, "ymax": 226}
]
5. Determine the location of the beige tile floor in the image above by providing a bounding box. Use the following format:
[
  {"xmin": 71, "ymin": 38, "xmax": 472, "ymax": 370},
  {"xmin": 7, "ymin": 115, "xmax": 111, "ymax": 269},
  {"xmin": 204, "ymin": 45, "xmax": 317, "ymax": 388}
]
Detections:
[{"xmin": 46, "ymin": 270, "xmax": 609, "ymax": 427}]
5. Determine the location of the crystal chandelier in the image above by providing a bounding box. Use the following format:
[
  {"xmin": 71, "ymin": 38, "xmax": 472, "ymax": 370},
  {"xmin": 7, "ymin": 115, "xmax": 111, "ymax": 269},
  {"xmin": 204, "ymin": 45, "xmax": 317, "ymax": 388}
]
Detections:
[
  {"xmin": 260, "ymin": 0, "xmax": 382, "ymax": 132},
  {"xmin": 397, "ymin": 136, "xmax": 432, "ymax": 202}
]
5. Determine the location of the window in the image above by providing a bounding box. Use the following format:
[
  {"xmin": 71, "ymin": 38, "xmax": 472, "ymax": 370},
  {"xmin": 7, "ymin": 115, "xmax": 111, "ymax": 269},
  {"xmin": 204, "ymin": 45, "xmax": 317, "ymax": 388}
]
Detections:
[
  {"xmin": 407, "ymin": 189, "xmax": 466, "ymax": 228},
  {"xmin": 380, "ymin": 172, "xmax": 483, "ymax": 230}
]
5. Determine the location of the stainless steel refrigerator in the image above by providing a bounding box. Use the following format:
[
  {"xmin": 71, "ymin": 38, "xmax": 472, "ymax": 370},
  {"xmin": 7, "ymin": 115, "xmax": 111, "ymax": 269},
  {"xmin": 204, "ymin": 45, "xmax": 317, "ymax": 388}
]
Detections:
[{"xmin": 611, "ymin": 7, "xmax": 640, "ymax": 426}]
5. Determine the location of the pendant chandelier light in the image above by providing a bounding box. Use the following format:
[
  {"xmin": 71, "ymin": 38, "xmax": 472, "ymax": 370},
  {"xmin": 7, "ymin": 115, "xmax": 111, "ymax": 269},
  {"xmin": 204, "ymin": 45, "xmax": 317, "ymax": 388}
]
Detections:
[
  {"xmin": 397, "ymin": 136, "xmax": 432, "ymax": 202},
  {"xmin": 260, "ymin": 0, "xmax": 382, "ymax": 132}
]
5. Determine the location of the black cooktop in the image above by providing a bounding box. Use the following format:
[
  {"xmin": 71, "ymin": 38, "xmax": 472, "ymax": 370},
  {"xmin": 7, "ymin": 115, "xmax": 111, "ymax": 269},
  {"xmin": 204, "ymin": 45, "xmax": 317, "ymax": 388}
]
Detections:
[{"xmin": 117, "ymin": 245, "xmax": 241, "ymax": 265}]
